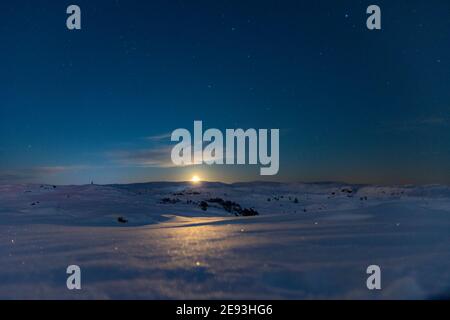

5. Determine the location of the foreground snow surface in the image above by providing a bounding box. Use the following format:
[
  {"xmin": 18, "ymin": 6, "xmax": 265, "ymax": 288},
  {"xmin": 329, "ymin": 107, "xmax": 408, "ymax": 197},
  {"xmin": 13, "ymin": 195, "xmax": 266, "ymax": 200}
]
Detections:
[{"xmin": 1, "ymin": 182, "xmax": 450, "ymax": 299}]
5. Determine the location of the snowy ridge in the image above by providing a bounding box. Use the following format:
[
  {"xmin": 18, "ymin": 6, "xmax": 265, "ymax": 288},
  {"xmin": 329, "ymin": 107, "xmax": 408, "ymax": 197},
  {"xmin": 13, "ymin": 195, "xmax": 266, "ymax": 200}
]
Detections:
[
  {"xmin": 1, "ymin": 182, "xmax": 450, "ymax": 299},
  {"xmin": 1, "ymin": 182, "xmax": 450, "ymax": 226}
]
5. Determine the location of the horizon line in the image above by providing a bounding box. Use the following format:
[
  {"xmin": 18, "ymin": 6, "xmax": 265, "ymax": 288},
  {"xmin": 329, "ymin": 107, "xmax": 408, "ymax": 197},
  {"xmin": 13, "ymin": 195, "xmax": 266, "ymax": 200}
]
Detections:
[{"xmin": 3, "ymin": 180, "xmax": 449, "ymax": 187}]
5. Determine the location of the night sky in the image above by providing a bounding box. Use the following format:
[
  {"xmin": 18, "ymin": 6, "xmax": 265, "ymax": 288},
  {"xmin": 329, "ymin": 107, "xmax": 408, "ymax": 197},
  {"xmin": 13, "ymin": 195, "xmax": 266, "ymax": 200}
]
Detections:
[{"xmin": 1, "ymin": 0, "xmax": 450, "ymax": 185}]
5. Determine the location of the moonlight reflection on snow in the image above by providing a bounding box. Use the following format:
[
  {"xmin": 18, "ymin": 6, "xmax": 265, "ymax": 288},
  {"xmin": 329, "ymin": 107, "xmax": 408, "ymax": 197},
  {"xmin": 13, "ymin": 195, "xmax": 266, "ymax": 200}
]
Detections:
[{"xmin": 1, "ymin": 182, "xmax": 450, "ymax": 299}]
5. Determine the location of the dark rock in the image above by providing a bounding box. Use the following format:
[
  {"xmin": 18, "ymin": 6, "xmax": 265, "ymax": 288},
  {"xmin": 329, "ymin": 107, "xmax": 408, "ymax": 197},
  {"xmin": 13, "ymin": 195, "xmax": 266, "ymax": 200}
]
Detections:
[
  {"xmin": 199, "ymin": 201, "xmax": 208, "ymax": 211},
  {"xmin": 160, "ymin": 198, "xmax": 180, "ymax": 204},
  {"xmin": 117, "ymin": 217, "xmax": 128, "ymax": 224}
]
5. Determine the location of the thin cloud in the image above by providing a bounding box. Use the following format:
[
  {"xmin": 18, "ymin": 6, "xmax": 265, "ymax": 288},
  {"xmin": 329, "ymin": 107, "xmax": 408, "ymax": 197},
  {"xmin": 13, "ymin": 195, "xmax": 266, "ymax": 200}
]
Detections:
[
  {"xmin": 0, "ymin": 172, "xmax": 30, "ymax": 182},
  {"xmin": 144, "ymin": 133, "xmax": 172, "ymax": 142},
  {"xmin": 0, "ymin": 165, "xmax": 92, "ymax": 183},
  {"xmin": 107, "ymin": 145, "xmax": 224, "ymax": 168},
  {"xmin": 419, "ymin": 116, "xmax": 448, "ymax": 126},
  {"xmin": 379, "ymin": 115, "xmax": 449, "ymax": 132},
  {"xmin": 108, "ymin": 146, "xmax": 175, "ymax": 168}
]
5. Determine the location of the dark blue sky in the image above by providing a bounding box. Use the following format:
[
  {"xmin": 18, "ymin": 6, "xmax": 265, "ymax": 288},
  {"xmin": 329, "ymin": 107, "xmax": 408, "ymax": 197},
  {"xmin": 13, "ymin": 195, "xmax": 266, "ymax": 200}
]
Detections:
[{"xmin": 1, "ymin": 0, "xmax": 450, "ymax": 184}]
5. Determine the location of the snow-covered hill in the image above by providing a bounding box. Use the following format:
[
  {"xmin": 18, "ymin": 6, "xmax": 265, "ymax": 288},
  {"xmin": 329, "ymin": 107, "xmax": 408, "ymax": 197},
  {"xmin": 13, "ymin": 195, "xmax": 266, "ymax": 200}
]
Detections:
[{"xmin": 1, "ymin": 182, "xmax": 450, "ymax": 299}]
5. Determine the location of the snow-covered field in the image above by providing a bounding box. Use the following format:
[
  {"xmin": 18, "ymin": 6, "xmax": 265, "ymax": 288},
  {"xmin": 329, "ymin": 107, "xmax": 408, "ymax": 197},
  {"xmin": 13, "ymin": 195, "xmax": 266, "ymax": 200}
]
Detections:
[{"xmin": 1, "ymin": 181, "xmax": 450, "ymax": 299}]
